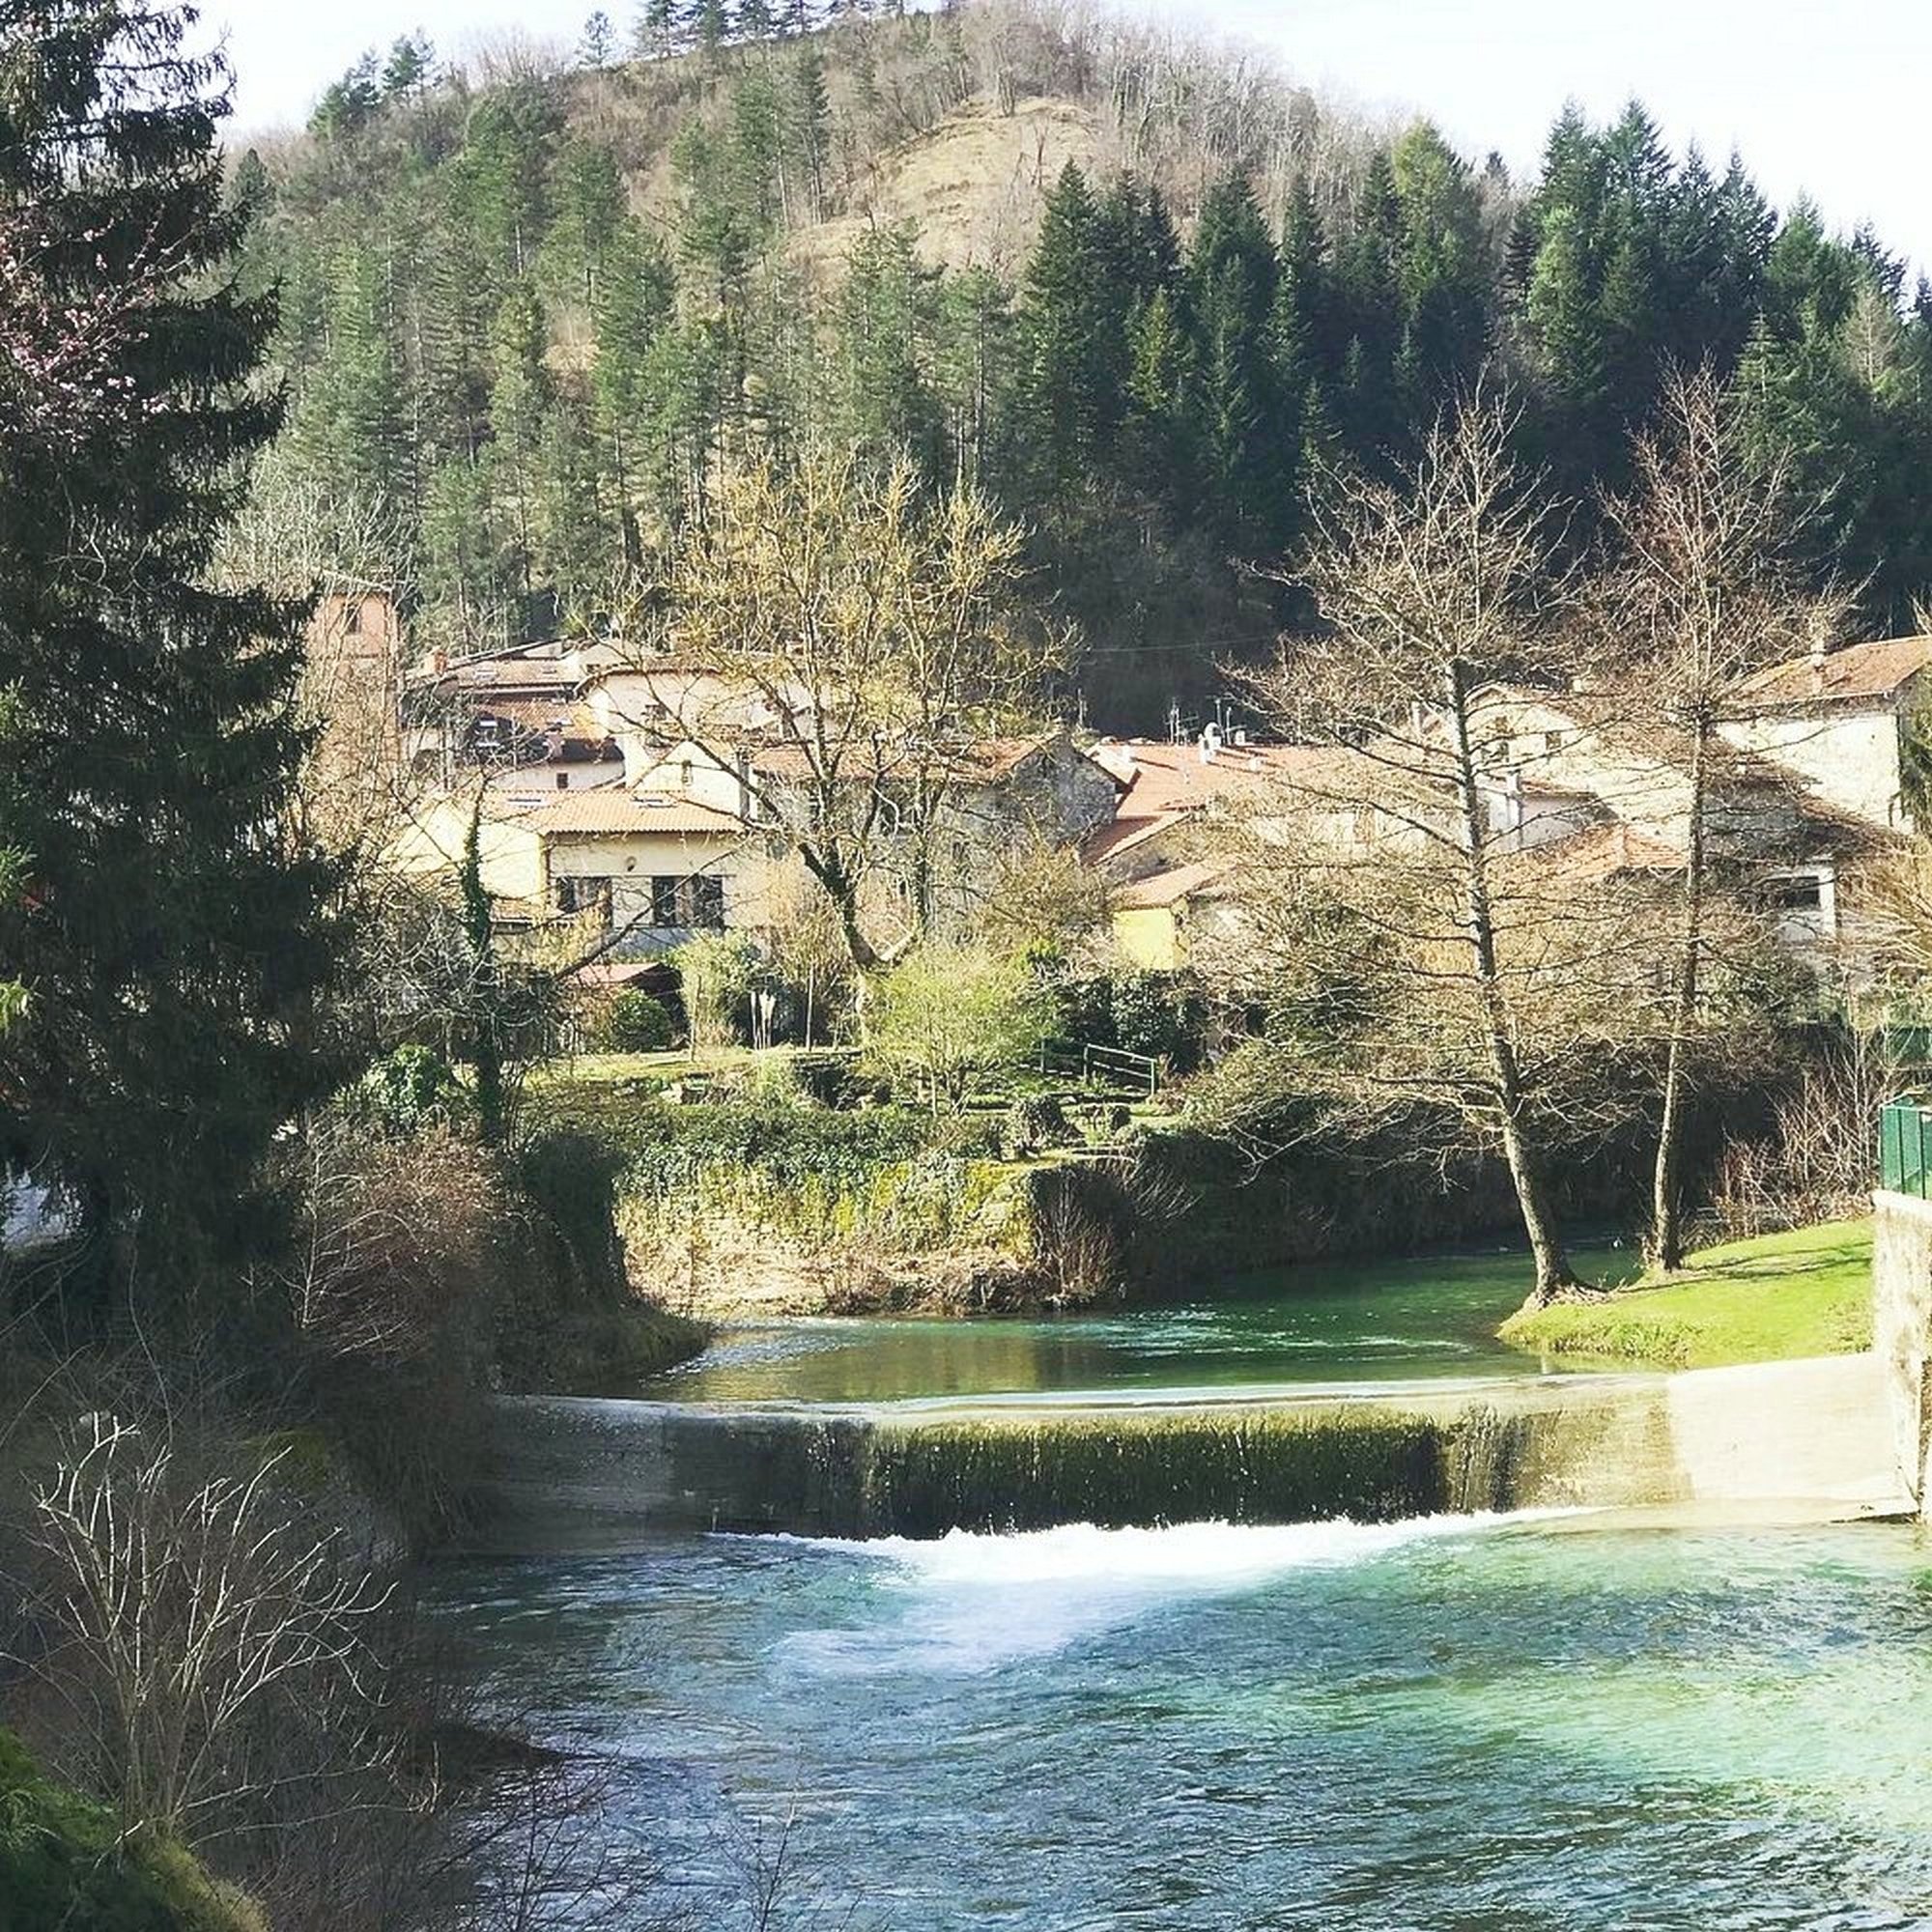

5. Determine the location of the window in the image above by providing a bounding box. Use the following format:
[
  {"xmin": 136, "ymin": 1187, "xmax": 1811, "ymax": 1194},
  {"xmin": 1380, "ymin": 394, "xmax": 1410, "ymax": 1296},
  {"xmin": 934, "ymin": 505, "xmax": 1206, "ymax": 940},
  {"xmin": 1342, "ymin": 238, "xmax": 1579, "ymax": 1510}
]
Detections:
[
  {"xmin": 650, "ymin": 875, "xmax": 680, "ymax": 927},
  {"xmin": 1772, "ymin": 875, "xmax": 1823, "ymax": 913},
  {"xmin": 692, "ymin": 874, "xmax": 725, "ymax": 929},
  {"xmin": 555, "ymin": 876, "xmax": 611, "ymax": 920},
  {"xmin": 554, "ymin": 771, "xmax": 569, "ymax": 789}
]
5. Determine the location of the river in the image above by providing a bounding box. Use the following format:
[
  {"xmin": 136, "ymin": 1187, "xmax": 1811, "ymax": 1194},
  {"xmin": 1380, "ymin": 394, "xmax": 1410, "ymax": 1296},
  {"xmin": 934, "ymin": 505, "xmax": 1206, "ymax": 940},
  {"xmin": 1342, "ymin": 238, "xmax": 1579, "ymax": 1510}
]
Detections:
[
  {"xmin": 440, "ymin": 1244, "xmax": 1932, "ymax": 1928},
  {"xmin": 639, "ymin": 1242, "xmax": 1636, "ymax": 1406}
]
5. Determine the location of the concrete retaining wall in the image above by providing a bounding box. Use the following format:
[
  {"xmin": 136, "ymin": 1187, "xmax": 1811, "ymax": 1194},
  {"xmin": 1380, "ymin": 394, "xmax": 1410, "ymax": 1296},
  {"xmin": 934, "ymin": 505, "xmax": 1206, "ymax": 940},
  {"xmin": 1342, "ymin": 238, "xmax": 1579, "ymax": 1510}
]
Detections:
[
  {"xmin": 477, "ymin": 1352, "xmax": 1903, "ymax": 1546},
  {"xmin": 1873, "ymin": 1188, "xmax": 1932, "ymax": 1513}
]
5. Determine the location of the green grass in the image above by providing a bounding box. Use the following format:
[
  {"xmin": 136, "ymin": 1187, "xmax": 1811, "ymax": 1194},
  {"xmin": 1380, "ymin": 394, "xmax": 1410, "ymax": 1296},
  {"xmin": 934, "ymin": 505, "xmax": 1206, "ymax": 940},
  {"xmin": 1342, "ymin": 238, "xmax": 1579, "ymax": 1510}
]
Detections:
[{"xmin": 1499, "ymin": 1220, "xmax": 1873, "ymax": 1371}]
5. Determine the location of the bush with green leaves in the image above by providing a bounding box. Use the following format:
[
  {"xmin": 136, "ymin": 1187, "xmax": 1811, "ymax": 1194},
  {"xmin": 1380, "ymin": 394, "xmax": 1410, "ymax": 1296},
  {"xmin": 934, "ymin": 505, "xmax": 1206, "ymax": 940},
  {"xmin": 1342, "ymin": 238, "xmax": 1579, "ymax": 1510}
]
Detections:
[
  {"xmin": 674, "ymin": 932, "xmax": 760, "ymax": 1052},
  {"xmin": 869, "ymin": 944, "xmax": 1055, "ymax": 1112},
  {"xmin": 1108, "ymin": 971, "xmax": 1205, "ymax": 1063},
  {"xmin": 595, "ymin": 987, "xmax": 675, "ymax": 1053},
  {"xmin": 353, "ymin": 1044, "xmax": 472, "ymax": 1137}
]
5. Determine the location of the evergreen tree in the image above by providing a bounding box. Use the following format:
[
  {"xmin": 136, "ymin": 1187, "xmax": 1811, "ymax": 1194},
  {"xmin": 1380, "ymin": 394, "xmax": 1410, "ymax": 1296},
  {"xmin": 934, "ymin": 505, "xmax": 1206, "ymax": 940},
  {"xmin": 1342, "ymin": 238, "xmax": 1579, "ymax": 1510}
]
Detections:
[
  {"xmin": 593, "ymin": 220, "xmax": 678, "ymax": 548},
  {"xmin": 580, "ymin": 10, "xmax": 616, "ymax": 69},
  {"xmin": 290, "ymin": 242, "xmax": 410, "ymax": 515},
  {"xmin": 834, "ymin": 223, "xmax": 943, "ymax": 471},
  {"xmin": 1014, "ymin": 163, "xmax": 1122, "ymax": 492},
  {"xmin": 633, "ymin": 0, "xmax": 680, "ymax": 59},
  {"xmin": 382, "ymin": 32, "xmax": 434, "ymax": 99},
  {"xmin": 310, "ymin": 49, "xmax": 381, "ymax": 137},
  {"xmin": 1187, "ymin": 171, "xmax": 1286, "ymax": 544},
  {"xmin": 0, "ymin": 0, "xmax": 337, "ymax": 1303},
  {"xmin": 789, "ymin": 42, "xmax": 832, "ymax": 220},
  {"xmin": 934, "ymin": 266, "xmax": 1013, "ymax": 488},
  {"xmin": 543, "ymin": 137, "xmax": 626, "ymax": 307}
]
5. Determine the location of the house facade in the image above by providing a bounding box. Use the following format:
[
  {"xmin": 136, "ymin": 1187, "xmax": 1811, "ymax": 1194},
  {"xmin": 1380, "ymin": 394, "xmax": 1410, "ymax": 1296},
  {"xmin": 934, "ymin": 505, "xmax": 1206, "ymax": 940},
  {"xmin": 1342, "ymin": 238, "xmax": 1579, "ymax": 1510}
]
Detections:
[{"xmin": 1719, "ymin": 633, "xmax": 1932, "ymax": 830}]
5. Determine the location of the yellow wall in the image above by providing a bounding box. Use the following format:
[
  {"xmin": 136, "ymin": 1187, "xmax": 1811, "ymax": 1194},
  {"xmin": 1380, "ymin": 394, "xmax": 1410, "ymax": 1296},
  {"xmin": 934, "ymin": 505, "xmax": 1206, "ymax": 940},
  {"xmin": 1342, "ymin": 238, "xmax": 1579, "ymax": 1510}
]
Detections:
[
  {"xmin": 1112, "ymin": 906, "xmax": 1183, "ymax": 970},
  {"xmin": 388, "ymin": 795, "xmax": 546, "ymax": 902}
]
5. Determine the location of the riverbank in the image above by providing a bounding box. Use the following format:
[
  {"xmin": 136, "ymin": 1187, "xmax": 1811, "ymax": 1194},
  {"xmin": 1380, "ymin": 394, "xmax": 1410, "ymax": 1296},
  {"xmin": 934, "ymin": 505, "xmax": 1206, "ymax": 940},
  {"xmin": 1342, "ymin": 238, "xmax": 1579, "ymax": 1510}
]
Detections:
[{"xmin": 1499, "ymin": 1221, "xmax": 1873, "ymax": 1369}]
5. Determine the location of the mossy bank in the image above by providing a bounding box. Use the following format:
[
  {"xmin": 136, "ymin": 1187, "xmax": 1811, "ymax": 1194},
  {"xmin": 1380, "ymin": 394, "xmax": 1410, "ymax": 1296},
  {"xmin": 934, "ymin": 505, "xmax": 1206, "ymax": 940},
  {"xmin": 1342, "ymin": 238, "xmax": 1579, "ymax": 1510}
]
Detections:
[{"xmin": 1500, "ymin": 1221, "xmax": 1873, "ymax": 1370}]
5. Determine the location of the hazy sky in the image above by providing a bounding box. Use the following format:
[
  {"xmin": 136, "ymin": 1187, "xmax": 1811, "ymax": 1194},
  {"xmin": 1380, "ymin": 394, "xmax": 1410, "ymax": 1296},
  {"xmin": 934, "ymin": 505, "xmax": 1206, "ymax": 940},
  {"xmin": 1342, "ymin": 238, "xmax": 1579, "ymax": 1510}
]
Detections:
[{"xmin": 207, "ymin": 0, "xmax": 1932, "ymax": 267}]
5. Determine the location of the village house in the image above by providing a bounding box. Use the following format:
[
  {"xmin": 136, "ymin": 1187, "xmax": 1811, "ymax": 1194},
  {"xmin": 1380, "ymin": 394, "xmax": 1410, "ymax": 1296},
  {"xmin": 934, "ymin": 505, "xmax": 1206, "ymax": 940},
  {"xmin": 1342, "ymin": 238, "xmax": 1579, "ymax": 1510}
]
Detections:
[
  {"xmin": 389, "ymin": 724, "xmax": 1121, "ymax": 958},
  {"xmin": 1719, "ymin": 632, "xmax": 1932, "ymax": 830}
]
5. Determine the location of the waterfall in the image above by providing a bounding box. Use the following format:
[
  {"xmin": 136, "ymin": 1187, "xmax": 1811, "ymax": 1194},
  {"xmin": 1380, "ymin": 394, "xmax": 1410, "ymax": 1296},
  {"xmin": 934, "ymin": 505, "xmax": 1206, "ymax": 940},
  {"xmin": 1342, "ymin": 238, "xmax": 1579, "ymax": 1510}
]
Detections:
[{"xmin": 481, "ymin": 1382, "xmax": 1686, "ymax": 1543}]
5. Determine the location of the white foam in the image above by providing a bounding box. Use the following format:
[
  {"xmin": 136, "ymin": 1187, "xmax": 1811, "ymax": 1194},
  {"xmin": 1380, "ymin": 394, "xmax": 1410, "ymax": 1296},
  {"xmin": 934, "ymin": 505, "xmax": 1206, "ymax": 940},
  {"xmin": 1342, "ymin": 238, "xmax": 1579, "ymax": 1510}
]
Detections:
[{"xmin": 759, "ymin": 1513, "xmax": 1571, "ymax": 1675}]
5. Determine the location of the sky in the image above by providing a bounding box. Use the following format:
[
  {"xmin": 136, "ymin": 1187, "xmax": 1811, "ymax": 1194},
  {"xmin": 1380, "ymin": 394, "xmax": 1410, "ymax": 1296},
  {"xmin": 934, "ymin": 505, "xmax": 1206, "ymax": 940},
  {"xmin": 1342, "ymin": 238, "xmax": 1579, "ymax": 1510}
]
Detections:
[{"xmin": 207, "ymin": 0, "xmax": 1932, "ymax": 269}]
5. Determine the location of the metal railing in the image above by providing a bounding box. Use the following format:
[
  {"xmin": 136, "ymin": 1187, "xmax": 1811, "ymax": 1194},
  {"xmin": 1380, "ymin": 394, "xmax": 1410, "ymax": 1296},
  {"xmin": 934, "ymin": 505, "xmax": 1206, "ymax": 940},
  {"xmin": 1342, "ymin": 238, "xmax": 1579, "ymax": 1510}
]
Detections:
[{"xmin": 1880, "ymin": 1096, "xmax": 1932, "ymax": 1199}]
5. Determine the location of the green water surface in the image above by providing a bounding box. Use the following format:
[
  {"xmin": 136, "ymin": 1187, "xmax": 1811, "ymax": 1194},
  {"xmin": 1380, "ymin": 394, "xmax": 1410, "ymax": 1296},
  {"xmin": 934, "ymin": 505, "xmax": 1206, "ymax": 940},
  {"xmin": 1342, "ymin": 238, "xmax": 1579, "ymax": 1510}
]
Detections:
[
  {"xmin": 645, "ymin": 1242, "xmax": 1637, "ymax": 1406},
  {"xmin": 439, "ymin": 1514, "xmax": 1932, "ymax": 1928}
]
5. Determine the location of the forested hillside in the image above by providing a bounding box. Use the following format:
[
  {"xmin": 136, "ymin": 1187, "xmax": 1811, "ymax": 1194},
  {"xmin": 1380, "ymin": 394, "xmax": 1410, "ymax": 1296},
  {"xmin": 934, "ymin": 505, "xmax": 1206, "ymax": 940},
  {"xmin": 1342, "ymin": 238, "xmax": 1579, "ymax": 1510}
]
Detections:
[{"xmin": 241, "ymin": 0, "xmax": 1932, "ymax": 725}]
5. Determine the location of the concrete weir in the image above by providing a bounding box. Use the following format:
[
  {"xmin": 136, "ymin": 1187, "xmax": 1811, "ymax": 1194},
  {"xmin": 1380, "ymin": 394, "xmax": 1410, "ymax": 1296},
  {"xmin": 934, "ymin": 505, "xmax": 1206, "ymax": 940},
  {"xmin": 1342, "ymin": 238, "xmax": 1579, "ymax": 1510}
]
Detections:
[{"xmin": 479, "ymin": 1350, "xmax": 1906, "ymax": 1543}]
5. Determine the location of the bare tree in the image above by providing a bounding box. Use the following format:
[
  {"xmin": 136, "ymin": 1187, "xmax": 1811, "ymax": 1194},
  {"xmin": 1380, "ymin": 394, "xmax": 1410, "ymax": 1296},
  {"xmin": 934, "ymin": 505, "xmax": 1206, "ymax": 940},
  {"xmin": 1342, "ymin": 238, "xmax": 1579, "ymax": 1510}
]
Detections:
[
  {"xmin": 1597, "ymin": 367, "xmax": 1852, "ymax": 1269},
  {"xmin": 625, "ymin": 447, "xmax": 1068, "ymax": 973},
  {"xmin": 1236, "ymin": 391, "xmax": 1621, "ymax": 1306},
  {"xmin": 19, "ymin": 1417, "xmax": 390, "ymax": 1842}
]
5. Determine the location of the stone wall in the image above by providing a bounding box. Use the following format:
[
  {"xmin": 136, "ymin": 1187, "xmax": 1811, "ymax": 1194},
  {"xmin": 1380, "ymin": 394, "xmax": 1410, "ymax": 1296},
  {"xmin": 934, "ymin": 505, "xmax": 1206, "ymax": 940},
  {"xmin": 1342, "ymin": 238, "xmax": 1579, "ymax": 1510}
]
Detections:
[{"xmin": 1872, "ymin": 1188, "xmax": 1932, "ymax": 1512}]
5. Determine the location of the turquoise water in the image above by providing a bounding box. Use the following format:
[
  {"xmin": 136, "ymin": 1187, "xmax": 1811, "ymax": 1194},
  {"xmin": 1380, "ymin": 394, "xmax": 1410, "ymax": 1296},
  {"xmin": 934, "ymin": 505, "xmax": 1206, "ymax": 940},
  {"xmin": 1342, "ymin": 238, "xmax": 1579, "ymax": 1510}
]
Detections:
[
  {"xmin": 440, "ymin": 1515, "xmax": 1932, "ymax": 1928},
  {"xmin": 644, "ymin": 1244, "xmax": 1637, "ymax": 1405}
]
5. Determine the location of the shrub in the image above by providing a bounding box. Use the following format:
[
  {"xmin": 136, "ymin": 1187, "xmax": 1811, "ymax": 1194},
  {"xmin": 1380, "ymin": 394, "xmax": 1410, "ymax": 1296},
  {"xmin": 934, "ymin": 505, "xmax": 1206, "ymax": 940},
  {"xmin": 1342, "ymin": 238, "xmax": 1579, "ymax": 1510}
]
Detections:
[
  {"xmin": 596, "ymin": 988, "xmax": 674, "ymax": 1054},
  {"xmin": 352, "ymin": 1044, "xmax": 470, "ymax": 1137},
  {"xmin": 1007, "ymin": 1093, "xmax": 1070, "ymax": 1155},
  {"xmin": 1108, "ymin": 970, "xmax": 1204, "ymax": 1063},
  {"xmin": 674, "ymin": 932, "xmax": 759, "ymax": 1052},
  {"xmin": 869, "ymin": 943, "xmax": 1054, "ymax": 1112}
]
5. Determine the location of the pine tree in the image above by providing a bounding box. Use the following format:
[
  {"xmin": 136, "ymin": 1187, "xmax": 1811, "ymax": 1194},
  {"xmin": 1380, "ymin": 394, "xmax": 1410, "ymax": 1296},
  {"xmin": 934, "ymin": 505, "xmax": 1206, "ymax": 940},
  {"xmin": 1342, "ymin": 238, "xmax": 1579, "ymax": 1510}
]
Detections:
[
  {"xmin": 382, "ymin": 32, "xmax": 434, "ymax": 99},
  {"xmin": 834, "ymin": 222, "xmax": 943, "ymax": 471},
  {"xmin": 580, "ymin": 10, "xmax": 616, "ymax": 69},
  {"xmin": 593, "ymin": 220, "xmax": 678, "ymax": 549},
  {"xmin": 0, "ymin": 0, "xmax": 337, "ymax": 1304},
  {"xmin": 290, "ymin": 242, "xmax": 411, "ymax": 515},
  {"xmin": 1015, "ymin": 163, "xmax": 1122, "ymax": 492},
  {"xmin": 633, "ymin": 0, "xmax": 680, "ymax": 59},
  {"xmin": 1187, "ymin": 171, "xmax": 1286, "ymax": 544},
  {"xmin": 789, "ymin": 42, "xmax": 831, "ymax": 220}
]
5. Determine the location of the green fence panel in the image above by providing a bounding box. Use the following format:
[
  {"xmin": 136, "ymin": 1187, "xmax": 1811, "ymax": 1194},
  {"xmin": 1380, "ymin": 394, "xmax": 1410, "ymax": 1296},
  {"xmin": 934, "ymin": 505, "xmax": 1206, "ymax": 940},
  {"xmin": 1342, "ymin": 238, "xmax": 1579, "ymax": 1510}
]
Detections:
[{"xmin": 1882, "ymin": 1098, "xmax": 1932, "ymax": 1199}]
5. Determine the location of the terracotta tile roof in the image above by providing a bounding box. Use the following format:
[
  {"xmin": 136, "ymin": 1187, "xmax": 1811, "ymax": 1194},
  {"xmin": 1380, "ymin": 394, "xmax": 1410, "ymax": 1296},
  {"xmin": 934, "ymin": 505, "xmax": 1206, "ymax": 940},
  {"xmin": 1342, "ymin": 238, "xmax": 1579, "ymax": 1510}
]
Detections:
[
  {"xmin": 521, "ymin": 793, "xmax": 748, "ymax": 838},
  {"xmin": 471, "ymin": 698, "xmax": 620, "ymax": 761},
  {"xmin": 1527, "ymin": 821, "xmax": 1685, "ymax": 882},
  {"xmin": 1734, "ymin": 635, "xmax": 1932, "ymax": 709},
  {"xmin": 746, "ymin": 732, "xmax": 1075, "ymax": 785},
  {"xmin": 1113, "ymin": 859, "xmax": 1234, "ymax": 909},
  {"xmin": 1079, "ymin": 810, "xmax": 1191, "ymax": 867},
  {"xmin": 1090, "ymin": 738, "xmax": 1343, "ymax": 813}
]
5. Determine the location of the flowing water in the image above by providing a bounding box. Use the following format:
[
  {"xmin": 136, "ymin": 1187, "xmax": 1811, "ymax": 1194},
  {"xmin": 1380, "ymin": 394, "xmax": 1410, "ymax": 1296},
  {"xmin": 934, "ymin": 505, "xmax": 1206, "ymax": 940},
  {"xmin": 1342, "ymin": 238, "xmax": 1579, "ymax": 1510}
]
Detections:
[
  {"xmin": 439, "ymin": 1513, "xmax": 1932, "ymax": 1929},
  {"xmin": 643, "ymin": 1242, "xmax": 1637, "ymax": 1406},
  {"xmin": 455, "ymin": 1242, "xmax": 1924, "ymax": 1924}
]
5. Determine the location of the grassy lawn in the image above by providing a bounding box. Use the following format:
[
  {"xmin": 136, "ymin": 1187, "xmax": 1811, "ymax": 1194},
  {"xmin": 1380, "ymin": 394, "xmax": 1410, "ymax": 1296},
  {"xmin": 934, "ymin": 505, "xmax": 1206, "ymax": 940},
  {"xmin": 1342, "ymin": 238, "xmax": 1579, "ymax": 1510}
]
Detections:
[{"xmin": 1498, "ymin": 1220, "xmax": 1874, "ymax": 1371}]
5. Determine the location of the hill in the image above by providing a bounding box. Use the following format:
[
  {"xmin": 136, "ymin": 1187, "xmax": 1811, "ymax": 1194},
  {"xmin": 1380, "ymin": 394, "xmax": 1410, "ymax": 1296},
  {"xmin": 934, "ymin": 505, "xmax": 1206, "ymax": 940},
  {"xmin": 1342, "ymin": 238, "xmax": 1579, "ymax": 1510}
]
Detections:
[{"xmin": 234, "ymin": 0, "xmax": 1932, "ymax": 728}]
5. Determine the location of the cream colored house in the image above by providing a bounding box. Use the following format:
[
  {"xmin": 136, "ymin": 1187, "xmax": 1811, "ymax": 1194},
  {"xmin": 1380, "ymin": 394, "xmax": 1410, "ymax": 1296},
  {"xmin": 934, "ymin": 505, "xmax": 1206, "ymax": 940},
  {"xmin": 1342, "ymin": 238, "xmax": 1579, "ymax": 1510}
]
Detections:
[
  {"xmin": 390, "ymin": 787, "xmax": 769, "ymax": 947},
  {"xmin": 1719, "ymin": 634, "xmax": 1932, "ymax": 830}
]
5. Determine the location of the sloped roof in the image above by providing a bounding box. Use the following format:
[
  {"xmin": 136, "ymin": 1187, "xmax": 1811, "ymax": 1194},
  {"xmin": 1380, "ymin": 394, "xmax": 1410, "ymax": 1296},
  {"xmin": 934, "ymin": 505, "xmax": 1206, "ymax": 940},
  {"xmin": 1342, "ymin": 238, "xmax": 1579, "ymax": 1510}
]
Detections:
[
  {"xmin": 1527, "ymin": 821, "xmax": 1685, "ymax": 882},
  {"xmin": 1736, "ymin": 635, "xmax": 1932, "ymax": 710},
  {"xmin": 1091, "ymin": 738, "xmax": 1350, "ymax": 813},
  {"xmin": 746, "ymin": 732, "xmax": 1083, "ymax": 785},
  {"xmin": 472, "ymin": 698, "xmax": 620, "ymax": 760},
  {"xmin": 1113, "ymin": 859, "xmax": 1235, "ymax": 909},
  {"xmin": 522, "ymin": 792, "xmax": 747, "ymax": 838},
  {"xmin": 1079, "ymin": 810, "xmax": 1192, "ymax": 867}
]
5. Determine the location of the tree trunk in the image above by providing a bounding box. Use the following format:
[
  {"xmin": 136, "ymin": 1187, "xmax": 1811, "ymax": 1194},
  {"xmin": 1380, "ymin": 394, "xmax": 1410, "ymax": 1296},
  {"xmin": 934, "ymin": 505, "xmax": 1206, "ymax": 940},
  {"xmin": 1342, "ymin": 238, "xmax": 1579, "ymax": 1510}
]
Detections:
[
  {"xmin": 1650, "ymin": 724, "xmax": 1708, "ymax": 1272},
  {"xmin": 1446, "ymin": 668, "xmax": 1577, "ymax": 1307}
]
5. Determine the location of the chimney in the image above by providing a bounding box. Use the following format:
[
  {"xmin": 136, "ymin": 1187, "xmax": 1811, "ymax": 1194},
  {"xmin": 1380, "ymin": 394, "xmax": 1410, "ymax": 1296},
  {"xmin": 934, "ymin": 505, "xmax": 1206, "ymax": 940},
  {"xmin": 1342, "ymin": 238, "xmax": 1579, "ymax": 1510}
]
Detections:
[
  {"xmin": 429, "ymin": 647, "xmax": 449, "ymax": 674},
  {"xmin": 544, "ymin": 724, "xmax": 565, "ymax": 760}
]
